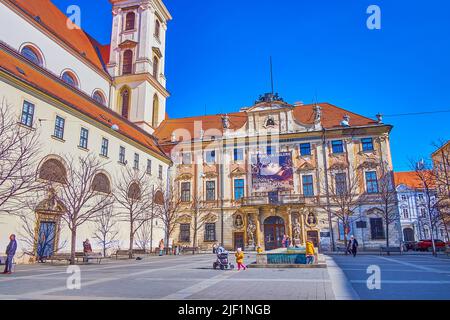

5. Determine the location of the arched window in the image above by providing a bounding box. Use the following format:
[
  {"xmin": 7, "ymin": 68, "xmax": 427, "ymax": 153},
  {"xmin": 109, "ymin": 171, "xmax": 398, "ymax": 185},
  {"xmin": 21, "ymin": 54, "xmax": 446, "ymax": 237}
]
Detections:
[
  {"xmin": 128, "ymin": 182, "xmax": 141, "ymax": 200},
  {"xmin": 154, "ymin": 19, "xmax": 161, "ymax": 39},
  {"xmin": 38, "ymin": 158, "xmax": 67, "ymax": 184},
  {"xmin": 122, "ymin": 50, "xmax": 133, "ymax": 75},
  {"xmin": 125, "ymin": 12, "xmax": 136, "ymax": 31},
  {"xmin": 154, "ymin": 190, "xmax": 164, "ymax": 205},
  {"xmin": 93, "ymin": 90, "xmax": 106, "ymax": 105},
  {"xmin": 120, "ymin": 87, "xmax": 130, "ymax": 119},
  {"xmin": 152, "ymin": 94, "xmax": 159, "ymax": 127},
  {"xmin": 20, "ymin": 46, "xmax": 43, "ymax": 66},
  {"xmin": 92, "ymin": 173, "xmax": 111, "ymax": 194},
  {"xmin": 61, "ymin": 71, "xmax": 78, "ymax": 88},
  {"xmin": 153, "ymin": 56, "xmax": 159, "ymax": 79}
]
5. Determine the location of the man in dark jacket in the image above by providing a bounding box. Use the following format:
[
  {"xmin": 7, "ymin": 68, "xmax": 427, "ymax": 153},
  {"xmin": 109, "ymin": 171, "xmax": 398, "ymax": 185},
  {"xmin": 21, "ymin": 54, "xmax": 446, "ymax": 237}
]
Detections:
[{"xmin": 3, "ymin": 234, "xmax": 17, "ymax": 274}]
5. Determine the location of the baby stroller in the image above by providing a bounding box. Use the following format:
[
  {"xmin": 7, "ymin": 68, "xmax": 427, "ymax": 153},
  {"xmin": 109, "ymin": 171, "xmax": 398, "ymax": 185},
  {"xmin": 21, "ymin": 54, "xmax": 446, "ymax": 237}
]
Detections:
[{"xmin": 213, "ymin": 247, "xmax": 234, "ymax": 270}]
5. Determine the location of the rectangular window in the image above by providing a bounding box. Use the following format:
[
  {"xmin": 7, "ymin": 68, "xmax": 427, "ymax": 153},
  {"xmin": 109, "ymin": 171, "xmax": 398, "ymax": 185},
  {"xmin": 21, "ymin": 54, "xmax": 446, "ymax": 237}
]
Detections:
[
  {"xmin": 158, "ymin": 165, "xmax": 163, "ymax": 180},
  {"xmin": 21, "ymin": 101, "xmax": 35, "ymax": 127},
  {"xmin": 79, "ymin": 128, "xmax": 89, "ymax": 149},
  {"xmin": 54, "ymin": 116, "xmax": 65, "ymax": 140},
  {"xmin": 234, "ymin": 179, "xmax": 245, "ymax": 200},
  {"xmin": 181, "ymin": 153, "xmax": 191, "ymax": 165},
  {"xmin": 204, "ymin": 223, "xmax": 216, "ymax": 241},
  {"xmin": 302, "ymin": 175, "xmax": 314, "ymax": 197},
  {"xmin": 267, "ymin": 145, "xmax": 274, "ymax": 155},
  {"xmin": 146, "ymin": 159, "xmax": 152, "ymax": 175},
  {"xmin": 119, "ymin": 146, "xmax": 126, "ymax": 164},
  {"xmin": 205, "ymin": 150, "xmax": 216, "ymax": 163},
  {"xmin": 370, "ymin": 218, "xmax": 385, "ymax": 240},
  {"xmin": 234, "ymin": 148, "xmax": 244, "ymax": 161},
  {"xmin": 133, "ymin": 153, "xmax": 139, "ymax": 169},
  {"xmin": 361, "ymin": 138, "xmax": 374, "ymax": 152},
  {"xmin": 331, "ymin": 140, "xmax": 344, "ymax": 154},
  {"xmin": 181, "ymin": 182, "xmax": 191, "ymax": 202},
  {"xmin": 401, "ymin": 195, "xmax": 407, "ymax": 201},
  {"xmin": 206, "ymin": 181, "xmax": 216, "ymax": 201},
  {"xmin": 179, "ymin": 223, "xmax": 190, "ymax": 242},
  {"xmin": 335, "ymin": 173, "xmax": 347, "ymax": 195},
  {"xmin": 402, "ymin": 208, "xmax": 409, "ymax": 219},
  {"xmin": 101, "ymin": 138, "xmax": 109, "ymax": 157},
  {"xmin": 365, "ymin": 171, "xmax": 379, "ymax": 194},
  {"xmin": 299, "ymin": 143, "xmax": 311, "ymax": 156}
]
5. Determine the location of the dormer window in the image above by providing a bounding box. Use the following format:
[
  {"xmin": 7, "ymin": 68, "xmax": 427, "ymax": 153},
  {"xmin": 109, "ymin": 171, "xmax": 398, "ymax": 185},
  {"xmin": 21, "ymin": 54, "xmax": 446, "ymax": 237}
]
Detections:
[
  {"xmin": 61, "ymin": 71, "xmax": 78, "ymax": 88},
  {"xmin": 20, "ymin": 46, "xmax": 43, "ymax": 66},
  {"xmin": 125, "ymin": 12, "xmax": 136, "ymax": 31}
]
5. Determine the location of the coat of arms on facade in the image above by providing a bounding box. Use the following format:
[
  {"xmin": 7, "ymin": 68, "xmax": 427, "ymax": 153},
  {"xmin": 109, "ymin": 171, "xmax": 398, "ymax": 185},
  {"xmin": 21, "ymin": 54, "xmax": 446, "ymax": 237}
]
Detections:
[{"xmin": 263, "ymin": 115, "xmax": 276, "ymax": 128}]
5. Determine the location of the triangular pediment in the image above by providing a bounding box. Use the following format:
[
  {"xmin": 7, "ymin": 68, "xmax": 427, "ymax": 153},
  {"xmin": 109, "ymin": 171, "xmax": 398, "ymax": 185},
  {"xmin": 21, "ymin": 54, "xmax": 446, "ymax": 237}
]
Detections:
[
  {"xmin": 296, "ymin": 162, "xmax": 316, "ymax": 172},
  {"xmin": 118, "ymin": 40, "xmax": 138, "ymax": 49},
  {"xmin": 230, "ymin": 166, "xmax": 247, "ymax": 176},
  {"xmin": 152, "ymin": 47, "xmax": 163, "ymax": 58}
]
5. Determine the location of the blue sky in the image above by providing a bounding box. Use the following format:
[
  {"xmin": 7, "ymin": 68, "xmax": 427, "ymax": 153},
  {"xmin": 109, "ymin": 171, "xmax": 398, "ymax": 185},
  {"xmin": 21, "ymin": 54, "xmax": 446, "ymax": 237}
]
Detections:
[{"xmin": 53, "ymin": 0, "xmax": 450, "ymax": 171}]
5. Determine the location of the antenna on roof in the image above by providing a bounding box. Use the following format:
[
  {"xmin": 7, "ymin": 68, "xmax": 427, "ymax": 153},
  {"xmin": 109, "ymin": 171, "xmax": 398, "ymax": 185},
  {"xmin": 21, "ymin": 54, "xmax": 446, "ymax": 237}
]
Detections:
[{"xmin": 270, "ymin": 56, "xmax": 274, "ymax": 95}]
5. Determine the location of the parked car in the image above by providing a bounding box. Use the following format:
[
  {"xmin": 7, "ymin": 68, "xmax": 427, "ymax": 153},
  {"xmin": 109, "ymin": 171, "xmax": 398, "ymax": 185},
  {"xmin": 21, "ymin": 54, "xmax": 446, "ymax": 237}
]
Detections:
[
  {"xmin": 403, "ymin": 241, "xmax": 417, "ymax": 251},
  {"xmin": 416, "ymin": 239, "xmax": 447, "ymax": 252}
]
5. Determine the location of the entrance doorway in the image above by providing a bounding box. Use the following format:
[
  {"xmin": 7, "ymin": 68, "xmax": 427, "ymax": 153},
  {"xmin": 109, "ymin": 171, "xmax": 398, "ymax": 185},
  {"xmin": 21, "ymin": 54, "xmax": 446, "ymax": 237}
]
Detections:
[
  {"xmin": 403, "ymin": 228, "xmax": 415, "ymax": 242},
  {"xmin": 307, "ymin": 230, "xmax": 319, "ymax": 247},
  {"xmin": 234, "ymin": 232, "xmax": 244, "ymax": 251},
  {"xmin": 264, "ymin": 216, "xmax": 285, "ymax": 250},
  {"xmin": 37, "ymin": 221, "xmax": 56, "ymax": 259}
]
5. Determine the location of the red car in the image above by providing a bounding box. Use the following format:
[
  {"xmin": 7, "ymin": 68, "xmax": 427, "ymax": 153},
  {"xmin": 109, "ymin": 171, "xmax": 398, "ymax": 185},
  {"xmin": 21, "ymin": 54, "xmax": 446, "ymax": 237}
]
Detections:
[{"xmin": 416, "ymin": 239, "xmax": 447, "ymax": 252}]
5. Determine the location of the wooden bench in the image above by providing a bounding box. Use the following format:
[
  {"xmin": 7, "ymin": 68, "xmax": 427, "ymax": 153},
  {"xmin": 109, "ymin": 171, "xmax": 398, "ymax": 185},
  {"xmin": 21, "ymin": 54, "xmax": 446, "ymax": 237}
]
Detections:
[
  {"xmin": 380, "ymin": 246, "xmax": 402, "ymax": 255},
  {"xmin": 75, "ymin": 252, "xmax": 103, "ymax": 264},
  {"xmin": 180, "ymin": 247, "xmax": 199, "ymax": 255},
  {"xmin": 114, "ymin": 249, "xmax": 148, "ymax": 259},
  {"xmin": 48, "ymin": 253, "xmax": 72, "ymax": 264}
]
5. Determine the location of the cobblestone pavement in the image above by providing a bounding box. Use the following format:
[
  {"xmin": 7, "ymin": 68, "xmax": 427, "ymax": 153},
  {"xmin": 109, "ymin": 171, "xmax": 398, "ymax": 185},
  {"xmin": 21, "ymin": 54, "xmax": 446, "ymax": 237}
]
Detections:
[
  {"xmin": 331, "ymin": 254, "xmax": 450, "ymax": 300},
  {"xmin": 0, "ymin": 254, "xmax": 335, "ymax": 300}
]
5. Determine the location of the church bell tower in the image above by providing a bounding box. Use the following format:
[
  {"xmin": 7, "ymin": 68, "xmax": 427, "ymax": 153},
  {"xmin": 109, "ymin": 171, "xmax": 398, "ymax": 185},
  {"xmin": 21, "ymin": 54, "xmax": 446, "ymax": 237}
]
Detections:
[{"xmin": 107, "ymin": 0, "xmax": 172, "ymax": 133}]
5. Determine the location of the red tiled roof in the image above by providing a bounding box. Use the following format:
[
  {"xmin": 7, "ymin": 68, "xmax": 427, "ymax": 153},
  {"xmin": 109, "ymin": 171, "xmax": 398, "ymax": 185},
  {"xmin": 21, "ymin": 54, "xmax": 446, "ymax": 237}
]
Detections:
[
  {"xmin": 0, "ymin": 47, "xmax": 170, "ymax": 162},
  {"xmin": 7, "ymin": 0, "xmax": 109, "ymax": 73},
  {"xmin": 394, "ymin": 171, "xmax": 428, "ymax": 189},
  {"xmin": 154, "ymin": 102, "xmax": 379, "ymax": 143},
  {"xmin": 293, "ymin": 102, "xmax": 378, "ymax": 128}
]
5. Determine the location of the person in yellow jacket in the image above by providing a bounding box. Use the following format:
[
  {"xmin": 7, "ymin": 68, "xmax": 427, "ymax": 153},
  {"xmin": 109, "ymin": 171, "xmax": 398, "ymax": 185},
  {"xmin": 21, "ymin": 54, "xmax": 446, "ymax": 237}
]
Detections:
[
  {"xmin": 235, "ymin": 248, "xmax": 247, "ymax": 270},
  {"xmin": 305, "ymin": 239, "xmax": 315, "ymax": 264},
  {"xmin": 256, "ymin": 246, "xmax": 263, "ymax": 254}
]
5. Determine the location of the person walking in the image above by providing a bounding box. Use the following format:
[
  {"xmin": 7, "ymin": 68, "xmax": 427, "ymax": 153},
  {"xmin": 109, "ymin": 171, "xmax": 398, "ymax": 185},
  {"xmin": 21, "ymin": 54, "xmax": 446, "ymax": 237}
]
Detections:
[
  {"xmin": 285, "ymin": 236, "xmax": 291, "ymax": 248},
  {"xmin": 235, "ymin": 248, "xmax": 247, "ymax": 271},
  {"xmin": 212, "ymin": 243, "xmax": 218, "ymax": 254},
  {"xmin": 349, "ymin": 236, "xmax": 359, "ymax": 257},
  {"xmin": 82, "ymin": 238, "xmax": 93, "ymax": 263},
  {"xmin": 3, "ymin": 234, "xmax": 17, "ymax": 274},
  {"xmin": 305, "ymin": 239, "xmax": 315, "ymax": 264},
  {"xmin": 282, "ymin": 234, "xmax": 287, "ymax": 248},
  {"xmin": 158, "ymin": 239, "xmax": 165, "ymax": 256}
]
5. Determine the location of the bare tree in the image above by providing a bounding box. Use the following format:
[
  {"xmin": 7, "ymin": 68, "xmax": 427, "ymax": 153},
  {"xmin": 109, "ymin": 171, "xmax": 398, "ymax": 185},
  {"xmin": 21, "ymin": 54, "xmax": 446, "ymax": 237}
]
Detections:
[
  {"xmin": 135, "ymin": 219, "xmax": 152, "ymax": 252},
  {"xmin": 155, "ymin": 181, "xmax": 182, "ymax": 254},
  {"xmin": 93, "ymin": 203, "xmax": 119, "ymax": 258},
  {"xmin": 412, "ymin": 159, "xmax": 439, "ymax": 255},
  {"xmin": 113, "ymin": 166, "xmax": 155, "ymax": 259},
  {"xmin": 431, "ymin": 140, "xmax": 450, "ymax": 241},
  {"xmin": 57, "ymin": 154, "xmax": 113, "ymax": 264},
  {"xmin": 322, "ymin": 167, "xmax": 362, "ymax": 252},
  {"xmin": 367, "ymin": 162, "xmax": 399, "ymax": 251},
  {"xmin": 0, "ymin": 98, "xmax": 42, "ymax": 214}
]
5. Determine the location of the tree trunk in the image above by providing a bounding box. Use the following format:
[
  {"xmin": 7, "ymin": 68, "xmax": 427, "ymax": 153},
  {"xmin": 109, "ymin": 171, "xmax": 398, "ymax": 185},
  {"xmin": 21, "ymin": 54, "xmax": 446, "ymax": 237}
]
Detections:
[
  {"xmin": 386, "ymin": 220, "xmax": 390, "ymax": 256},
  {"xmin": 129, "ymin": 228, "xmax": 134, "ymax": 259},
  {"xmin": 70, "ymin": 228, "xmax": 77, "ymax": 265}
]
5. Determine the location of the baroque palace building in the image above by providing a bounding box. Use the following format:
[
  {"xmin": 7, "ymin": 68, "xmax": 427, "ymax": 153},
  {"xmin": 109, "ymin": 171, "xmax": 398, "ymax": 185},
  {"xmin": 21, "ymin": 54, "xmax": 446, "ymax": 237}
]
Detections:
[
  {"xmin": 0, "ymin": 0, "xmax": 401, "ymax": 259},
  {"xmin": 155, "ymin": 94, "xmax": 401, "ymax": 252}
]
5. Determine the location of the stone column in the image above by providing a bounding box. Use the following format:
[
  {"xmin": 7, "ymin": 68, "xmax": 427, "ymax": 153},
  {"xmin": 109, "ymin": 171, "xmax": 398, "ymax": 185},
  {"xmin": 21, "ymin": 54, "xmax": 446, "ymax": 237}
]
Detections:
[
  {"xmin": 301, "ymin": 213, "xmax": 307, "ymax": 245},
  {"xmin": 287, "ymin": 208, "xmax": 293, "ymax": 239}
]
